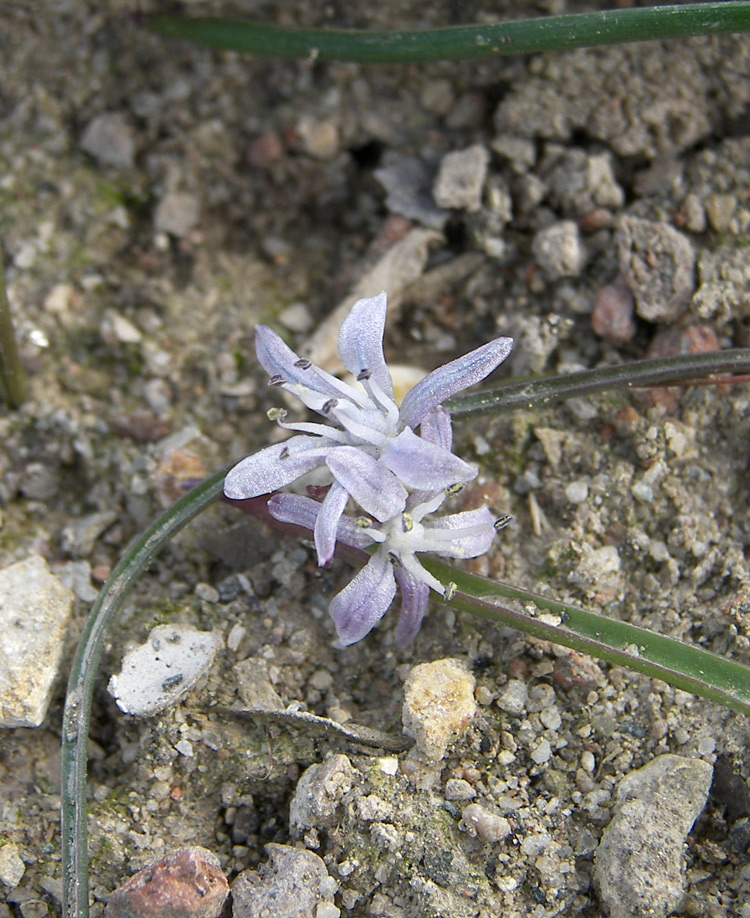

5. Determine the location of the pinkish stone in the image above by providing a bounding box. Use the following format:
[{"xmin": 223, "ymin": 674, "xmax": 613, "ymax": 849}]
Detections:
[
  {"xmin": 104, "ymin": 846, "xmax": 228, "ymax": 918},
  {"xmin": 591, "ymin": 279, "xmax": 636, "ymax": 346}
]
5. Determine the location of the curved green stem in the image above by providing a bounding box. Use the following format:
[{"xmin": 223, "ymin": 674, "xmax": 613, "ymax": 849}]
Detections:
[
  {"xmin": 61, "ymin": 470, "xmax": 226, "ymax": 918},
  {"xmin": 423, "ymin": 559, "xmax": 750, "ymax": 717},
  {"xmin": 149, "ymin": 3, "xmax": 750, "ymax": 63},
  {"xmin": 448, "ymin": 348, "xmax": 750, "ymax": 416}
]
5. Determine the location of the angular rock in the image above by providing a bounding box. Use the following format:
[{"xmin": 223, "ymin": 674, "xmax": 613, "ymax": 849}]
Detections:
[
  {"xmin": 154, "ymin": 192, "xmax": 200, "ymax": 238},
  {"xmin": 103, "ymin": 846, "xmax": 228, "ymax": 918},
  {"xmin": 433, "ymin": 144, "xmax": 489, "ymax": 213},
  {"xmin": 402, "ymin": 658, "xmax": 476, "ymax": 761},
  {"xmin": 595, "ymin": 754, "xmax": 713, "ymax": 918},
  {"xmin": 0, "ymin": 843, "xmax": 26, "ymax": 887},
  {"xmin": 290, "ymin": 754, "xmax": 356, "ymax": 835},
  {"xmin": 616, "ymin": 216, "xmax": 695, "ymax": 322},
  {"xmin": 231, "ymin": 844, "xmax": 337, "ymax": 918},
  {"xmin": 80, "ymin": 113, "xmax": 135, "ymax": 170},
  {"xmin": 532, "ymin": 220, "xmax": 587, "ymax": 280},
  {"xmin": 0, "ymin": 555, "xmax": 75, "ymax": 727}
]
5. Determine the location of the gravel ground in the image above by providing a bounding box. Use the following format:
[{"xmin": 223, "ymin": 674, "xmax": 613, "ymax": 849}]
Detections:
[{"xmin": 2, "ymin": 2, "xmax": 750, "ymax": 917}]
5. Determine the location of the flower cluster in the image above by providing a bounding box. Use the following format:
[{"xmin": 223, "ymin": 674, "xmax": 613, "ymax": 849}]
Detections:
[{"xmin": 224, "ymin": 292, "xmax": 513, "ymax": 644}]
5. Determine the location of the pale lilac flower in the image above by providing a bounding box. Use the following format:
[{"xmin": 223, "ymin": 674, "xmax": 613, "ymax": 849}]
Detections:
[
  {"xmin": 224, "ymin": 292, "xmax": 513, "ymax": 566},
  {"xmin": 268, "ymin": 489, "xmax": 506, "ymax": 646}
]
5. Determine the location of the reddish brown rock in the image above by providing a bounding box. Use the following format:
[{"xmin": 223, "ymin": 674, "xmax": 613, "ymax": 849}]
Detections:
[{"xmin": 103, "ymin": 846, "xmax": 228, "ymax": 918}]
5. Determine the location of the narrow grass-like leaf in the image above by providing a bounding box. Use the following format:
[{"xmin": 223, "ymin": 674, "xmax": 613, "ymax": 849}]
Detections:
[
  {"xmin": 448, "ymin": 349, "xmax": 750, "ymax": 416},
  {"xmin": 61, "ymin": 469, "xmax": 226, "ymax": 918},
  {"xmin": 0, "ymin": 252, "xmax": 27, "ymax": 408},
  {"xmin": 149, "ymin": 3, "xmax": 750, "ymax": 64},
  {"xmin": 423, "ymin": 559, "xmax": 750, "ymax": 716}
]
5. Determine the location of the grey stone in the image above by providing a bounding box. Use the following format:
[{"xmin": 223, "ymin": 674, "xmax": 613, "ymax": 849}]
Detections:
[
  {"xmin": 154, "ymin": 192, "xmax": 200, "ymax": 238},
  {"xmin": 234, "ymin": 656, "xmax": 284, "ymax": 712},
  {"xmin": 616, "ymin": 217, "xmax": 695, "ymax": 322},
  {"xmin": 0, "ymin": 555, "xmax": 74, "ymax": 728},
  {"xmin": 497, "ymin": 679, "xmax": 528, "ymax": 716},
  {"xmin": 231, "ymin": 844, "xmax": 335, "ymax": 918},
  {"xmin": 80, "ymin": 113, "xmax": 135, "ymax": 169},
  {"xmin": 289, "ymin": 754, "xmax": 356, "ymax": 835},
  {"xmin": 595, "ymin": 754, "xmax": 713, "ymax": 918},
  {"xmin": 374, "ymin": 157, "xmax": 448, "ymax": 229},
  {"xmin": 60, "ymin": 510, "xmax": 118, "ymax": 558},
  {"xmin": 532, "ymin": 220, "xmax": 586, "ymax": 280},
  {"xmin": 432, "ymin": 144, "xmax": 489, "ymax": 213}
]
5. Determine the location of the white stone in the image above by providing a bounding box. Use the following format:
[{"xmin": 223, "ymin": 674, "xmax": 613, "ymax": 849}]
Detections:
[
  {"xmin": 0, "ymin": 556, "xmax": 74, "ymax": 728},
  {"xmin": 108, "ymin": 624, "xmax": 218, "ymax": 716}
]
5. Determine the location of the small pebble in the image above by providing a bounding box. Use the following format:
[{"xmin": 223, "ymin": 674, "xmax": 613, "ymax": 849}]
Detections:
[
  {"xmin": 591, "ymin": 280, "xmax": 636, "ymax": 346},
  {"xmin": 497, "ymin": 680, "xmax": 528, "ymax": 716},
  {"xmin": 616, "ymin": 216, "xmax": 695, "ymax": 323},
  {"xmin": 289, "ymin": 755, "xmax": 356, "ymax": 834},
  {"xmin": 460, "ymin": 804, "xmax": 511, "ymax": 843},
  {"xmin": 433, "ymin": 144, "xmax": 489, "ymax": 213},
  {"xmin": 195, "ymin": 583, "xmax": 219, "ymax": 604},
  {"xmin": 297, "ymin": 116, "xmax": 340, "ymax": 160},
  {"xmin": 232, "ymin": 844, "xmax": 336, "ymax": 918},
  {"xmin": 530, "ymin": 738, "xmax": 552, "ymax": 766},
  {"xmin": 402, "ymin": 658, "xmax": 476, "ymax": 761},
  {"xmin": 565, "ymin": 480, "xmax": 589, "ymax": 504},
  {"xmin": 104, "ymin": 846, "xmax": 228, "ymax": 918},
  {"xmin": 532, "ymin": 220, "xmax": 586, "ymax": 280},
  {"xmin": 80, "ymin": 113, "xmax": 135, "ymax": 169},
  {"xmin": 107, "ymin": 624, "xmax": 219, "ymax": 716},
  {"xmin": 445, "ymin": 779, "xmax": 477, "ymax": 801},
  {"xmin": 0, "ymin": 843, "xmax": 26, "ymax": 888},
  {"xmin": 595, "ymin": 754, "xmax": 713, "ymax": 918},
  {"xmin": 154, "ymin": 192, "xmax": 200, "ymax": 238},
  {"xmin": 0, "ymin": 556, "xmax": 74, "ymax": 728}
]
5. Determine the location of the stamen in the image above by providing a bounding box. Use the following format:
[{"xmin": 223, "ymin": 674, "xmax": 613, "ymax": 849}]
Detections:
[
  {"xmin": 267, "ymin": 407, "xmax": 288, "ymax": 422},
  {"xmin": 401, "ymin": 513, "xmax": 414, "ymax": 533},
  {"xmin": 279, "ymin": 446, "xmax": 290, "ymax": 460},
  {"xmin": 294, "ymin": 358, "xmax": 312, "ymax": 369},
  {"xmin": 269, "ymin": 374, "xmax": 287, "ymax": 387},
  {"xmin": 388, "ymin": 552, "xmax": 401, "ymax": 567},
  {"xmin": 356, "ymin": 517, "xmax": 372, "ymax": 528},
  {"xmin": 444, "ymin": 582, "xmax": 457, "ymax": 601},
  {"xmin": 357, "ymin": 368, "xmax": 371, "ymax": 381},
  {"xmin": 446, "ymin": 483, "xmax": 464, "ymax": 496},
  {"xmin": 322, "ymin": 398, "xmax": 339, "ymax": 413},
  {"xmin": 494, "ymin": 514, "xmax": 513, "ymax": 531}
]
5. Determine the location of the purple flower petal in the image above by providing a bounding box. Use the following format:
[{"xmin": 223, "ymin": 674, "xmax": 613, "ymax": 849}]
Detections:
[
  {"xmin": 224, "ymin": 435, "xmax": 332, "ymax": 499},
  {"xmin": 380, "ymin": 428, "xmax": 477, "ymax": 491},
  {"xmin": 329, "ymin": 549, "xmax": 396, "ymax": 645},
  {"xmin": 400, "ymin": 336, "xmax": 514, "ymax": 429},
  {"xmin": 256, "ymin": 325, "xmax": 367, "ymax": 411},
  {"xmin": 427, "ymin": 506, "xmax": 496, "ymax": 558},
  {"xmin": 268, "ymin": 493, "xmax": 373, "ymax": 551},
  {"xmin": 338, "ymin": 292, "xmax": 395, "ymax": 401},
  {"xmin": 394, "ymin": 566, "xmax": 430, "ymax": 645},
  {"xmin": 314, "ymin": 480, "xmax": 350, "ymax": 566},
  {"xmin": 326, "ymin": 446, "xmax": 407, "ymax": 522},
  {"xmin": 419, "ymin": 405, "xmax": 453, "ymax": 451},
  {"xmin": 267, "ymin": 492, "xmax": 319, "ymax": 531}
]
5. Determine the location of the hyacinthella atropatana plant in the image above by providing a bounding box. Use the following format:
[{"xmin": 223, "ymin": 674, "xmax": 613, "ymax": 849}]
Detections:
[
  {"xmin": 63, "ymin": 298, "xmax": 750, "ymax": 918},
  {"xmin": 224, "ymin": 291, "xmax": 513, "ymax": 644}
]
